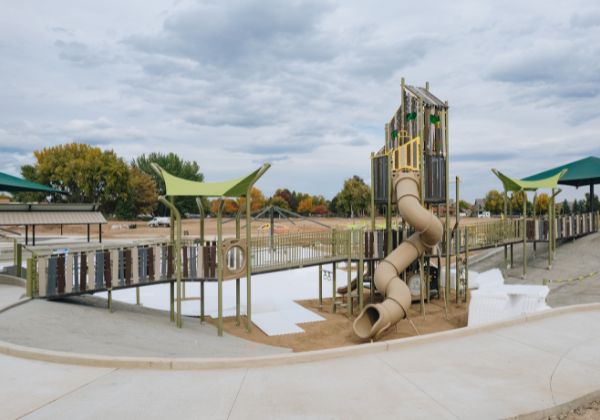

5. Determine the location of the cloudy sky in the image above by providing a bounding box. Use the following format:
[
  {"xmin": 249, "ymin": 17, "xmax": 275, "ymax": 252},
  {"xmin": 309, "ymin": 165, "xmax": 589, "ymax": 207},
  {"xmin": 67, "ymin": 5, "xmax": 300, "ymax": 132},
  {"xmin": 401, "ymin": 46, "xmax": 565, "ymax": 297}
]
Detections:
[{"xmin": 1, "ymin": 0, "xmax": 599, "ymax": 201}]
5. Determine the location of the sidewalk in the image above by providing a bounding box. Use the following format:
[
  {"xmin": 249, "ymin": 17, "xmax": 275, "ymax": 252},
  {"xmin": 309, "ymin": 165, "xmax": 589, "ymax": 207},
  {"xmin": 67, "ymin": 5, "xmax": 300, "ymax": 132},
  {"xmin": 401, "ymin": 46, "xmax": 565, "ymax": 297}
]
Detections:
[{"xmin": 0, "ymin": 304, "xmax": 598, "ymax": 419}]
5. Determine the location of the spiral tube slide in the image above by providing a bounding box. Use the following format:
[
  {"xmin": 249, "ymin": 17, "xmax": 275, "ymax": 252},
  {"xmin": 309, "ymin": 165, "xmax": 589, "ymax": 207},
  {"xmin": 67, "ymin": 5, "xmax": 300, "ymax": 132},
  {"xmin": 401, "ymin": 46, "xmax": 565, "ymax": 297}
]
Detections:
[{"xmin": 353, "ymin": 172, "xmax": 443, "ymax": 340}]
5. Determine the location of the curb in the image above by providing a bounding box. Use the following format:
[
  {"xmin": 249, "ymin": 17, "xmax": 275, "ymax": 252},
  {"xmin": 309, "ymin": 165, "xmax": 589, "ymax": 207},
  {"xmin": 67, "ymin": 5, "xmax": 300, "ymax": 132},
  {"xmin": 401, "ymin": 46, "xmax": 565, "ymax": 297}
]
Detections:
[{"xmin": 0, "ymin": 303, "xmax": 598, "ymax": 370}]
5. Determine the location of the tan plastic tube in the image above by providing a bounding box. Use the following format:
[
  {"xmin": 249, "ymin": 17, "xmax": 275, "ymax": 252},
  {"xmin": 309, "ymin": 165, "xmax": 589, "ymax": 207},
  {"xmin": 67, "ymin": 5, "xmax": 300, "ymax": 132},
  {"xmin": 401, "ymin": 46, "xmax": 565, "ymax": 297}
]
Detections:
[{"xmin": 353, "ymin": 172, "xmax": 443, "ymax": 340}]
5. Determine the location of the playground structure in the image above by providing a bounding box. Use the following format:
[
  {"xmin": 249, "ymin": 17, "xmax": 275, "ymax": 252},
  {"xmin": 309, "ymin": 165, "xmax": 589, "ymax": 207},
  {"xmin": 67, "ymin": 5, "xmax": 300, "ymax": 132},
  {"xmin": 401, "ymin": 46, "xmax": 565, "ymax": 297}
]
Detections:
[
  {"xmin": 354, "ymin": 80, "xmax": 448, "ymax": 339},
  {"xmin": 10, "ymin": 80, "xmax": 600, "ymax": 342}
]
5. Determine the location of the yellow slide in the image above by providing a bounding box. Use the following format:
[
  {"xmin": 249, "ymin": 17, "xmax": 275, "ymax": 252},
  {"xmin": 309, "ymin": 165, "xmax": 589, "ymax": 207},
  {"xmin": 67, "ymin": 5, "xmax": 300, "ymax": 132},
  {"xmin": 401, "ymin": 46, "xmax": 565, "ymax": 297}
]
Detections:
[{"xmin": 353, "ymin": 172, "xmax": 443, "ymax": 340}]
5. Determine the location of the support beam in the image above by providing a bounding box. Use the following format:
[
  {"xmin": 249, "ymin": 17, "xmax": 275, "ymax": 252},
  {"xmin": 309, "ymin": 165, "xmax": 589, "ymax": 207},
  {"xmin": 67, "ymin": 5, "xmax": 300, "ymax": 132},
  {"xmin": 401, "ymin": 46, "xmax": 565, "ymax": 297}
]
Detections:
[
  {"xmin": 591, "ymin": 182, "xmax": 596, "ymax": 231},
  {"xmin": 196, "ymin": 197, "xmax": 205, "ymax": 244},
  {"xmin": 216, "ymin": 199, "xmax": 225, "ymax": 336},
  {"xmin": 522, "ymin": 190, "xmax": 527, "ymax": 279},
  {"xmin": 444, "ymin": 103, "xmax": 451, "ymax": 304},
  {"xmin": 87, "ymin": 224, "xmax": 90, "ymax": 243},
  {"xmin": 32, "ymin": 225, "xmax": 36, "ymax": 246},
  {"xmin": 455, "ymin": 176, "xmax": 460, "ymax": 304},
  {"xmin": 244, "ymin": 163, "xmax": 271, "ymax": 333},
  {"xmin": 25, "ymin": 225, "xmax": 28, "ymax": 245},
  {"xmin": 99, "ymin": 223, "xmax": 102, "ymax": 243},
  {"xmin": 159, "ymin": 196, "xmax": 182, "ymax": 328}
]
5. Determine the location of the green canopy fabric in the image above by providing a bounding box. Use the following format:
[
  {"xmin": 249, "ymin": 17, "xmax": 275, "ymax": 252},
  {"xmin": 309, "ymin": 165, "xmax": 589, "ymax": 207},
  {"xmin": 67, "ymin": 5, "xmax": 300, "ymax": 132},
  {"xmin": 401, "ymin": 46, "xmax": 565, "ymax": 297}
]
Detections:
[
  {"xmin": 492, "ymin": 168, "xmax": 566, "ymax": 192},
  {"xmin": 523, "ymin": 156, "xmax": 600, "ymax": 187},
  {"xmin": 154, "ymin": 164, "xmax": 269, "ymax": 197},
  {"xmin": 0, "ymin": 172, "xmax": 64, "ymax": 194}
]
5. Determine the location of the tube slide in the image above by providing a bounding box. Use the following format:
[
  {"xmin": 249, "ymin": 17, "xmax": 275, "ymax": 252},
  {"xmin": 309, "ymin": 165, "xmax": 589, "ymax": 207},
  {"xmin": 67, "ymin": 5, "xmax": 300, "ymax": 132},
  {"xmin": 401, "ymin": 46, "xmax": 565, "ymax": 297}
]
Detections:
[{"xmin": 353, "ymin": 172, "xmax": 443, "ymax": 340}]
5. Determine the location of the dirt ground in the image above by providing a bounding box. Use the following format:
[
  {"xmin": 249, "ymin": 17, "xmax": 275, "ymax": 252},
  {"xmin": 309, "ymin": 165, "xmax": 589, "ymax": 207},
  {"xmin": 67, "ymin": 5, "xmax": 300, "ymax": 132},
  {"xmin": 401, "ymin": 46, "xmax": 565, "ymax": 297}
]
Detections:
[
  {"xmin": 553, "ymin": 399, "xmax": 600, "ymax": 420},
  {"xmin": 206, "ymin": 292, "xmax": 469, "ymax": 352}
]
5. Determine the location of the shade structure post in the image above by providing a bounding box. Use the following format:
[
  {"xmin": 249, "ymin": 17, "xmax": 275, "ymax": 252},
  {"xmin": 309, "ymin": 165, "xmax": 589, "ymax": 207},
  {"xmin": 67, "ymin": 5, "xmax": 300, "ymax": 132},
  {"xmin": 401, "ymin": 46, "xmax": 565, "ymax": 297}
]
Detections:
[
  {"xmin": 370, "ymin": 152, "xmax": 376, "ymax": 233},
  {"xmin": 444, "ymin": 102, "xmax": 451, "ymax": 304},
  {"xmin": 216, "ymin": 199, "xmax": 225, "ymax": 336},
  {"xmin": 244, "ymin": 164, "xmax": 271, "ymax": 332},
  {"xmin": 235, "ymin": 207, "xmax": 242, "ymax": 326},
  {"xmin": 195, "ymin": 197, "xmax": 205, "ymax": 244},
  {"xmin": 591, "ymin": 182, "xmax": 596, "ymax": 231},
  {"xmin": 159, "ymin": 196, "xmax": 182, "ymax": 328},
  {"xmin": 455, "ymin": 176, "xmax": 460, "ymax": 304},
  {"xmin": 522, "ymin": 190, "xmax": 527, "ymax": 279}
]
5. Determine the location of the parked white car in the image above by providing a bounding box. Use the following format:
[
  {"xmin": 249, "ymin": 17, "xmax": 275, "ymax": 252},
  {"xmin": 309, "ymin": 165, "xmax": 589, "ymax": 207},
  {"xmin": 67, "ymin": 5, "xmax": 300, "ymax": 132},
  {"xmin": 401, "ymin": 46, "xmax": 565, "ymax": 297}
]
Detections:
[{"xmin": 147, "ymin": 217, "xmax": 170, "ymax": 227}]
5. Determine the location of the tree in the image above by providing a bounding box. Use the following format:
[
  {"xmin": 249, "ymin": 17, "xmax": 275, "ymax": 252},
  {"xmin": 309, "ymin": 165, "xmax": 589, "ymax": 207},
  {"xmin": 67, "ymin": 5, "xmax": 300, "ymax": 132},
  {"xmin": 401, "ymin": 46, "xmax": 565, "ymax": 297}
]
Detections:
[
  {"xmin": 269, "ymin": 195, "xmax": 290, "ymax": 210},
  {"xmin": 237, "ymin": 187, "xmax": 266, "ymax": 213},
  {"xmin": 459, "ymin": 200, "xmax": 471, "ymax": 214},
  {"xmin": 572, "ymin": 199, "xmax": 581, "ymax": 214},
  {"xmin": 332, "ymin": 175, "xmax": 370, "ymax": 217},
  {"xmin": 312, "ymin": 204, "xmax": 329, "ymax": 215},
  {"xmin": 16, "ymin": 143, "xmax": 130, "ymax": 215},
  {"xmin": 584, "ymin": 193, "xmax": 600, "ymax": 213},
  {"xmin": 534, "ymin": 193, "xmax": 550, "ymax": 214},
  {"xmin": 133, "ymin": 152, "xmax": 206, "ymax": 216},
  {"xmin": 291, "ymin": 191, "xmax": 309, "ymax": 212},
  {"xmin": 210, "ymin": 198, "xmax": 238, "ymax": 215},
  {"xmin": 510, "ymin": 191, "xmax": 531, "ymax": 215},
  {"xmin": 273, "ymin": 188, "xmax": 293, "ymax": 209},
  {"xmin": 484, "ymin": 190, "xmax": 503, "ymax": 215},
  {"xmin": 115, "ymin": 166, "xmax": 158, "ymax": 219},
  {"xmin": 561, "ymin": 199, "xmax": 570, "ymax": 215},
  {"xmin": 297, "ymin": 196, "xmax": 313, "ymax": 215}
]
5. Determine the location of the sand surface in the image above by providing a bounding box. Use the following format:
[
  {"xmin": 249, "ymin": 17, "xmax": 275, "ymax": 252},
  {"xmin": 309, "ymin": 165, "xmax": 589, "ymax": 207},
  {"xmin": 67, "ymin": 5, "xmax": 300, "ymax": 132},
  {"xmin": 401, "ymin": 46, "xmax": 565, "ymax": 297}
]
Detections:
[{"xmin": 209, "ymin": 294, "xmax": 468, "ymax": 352}]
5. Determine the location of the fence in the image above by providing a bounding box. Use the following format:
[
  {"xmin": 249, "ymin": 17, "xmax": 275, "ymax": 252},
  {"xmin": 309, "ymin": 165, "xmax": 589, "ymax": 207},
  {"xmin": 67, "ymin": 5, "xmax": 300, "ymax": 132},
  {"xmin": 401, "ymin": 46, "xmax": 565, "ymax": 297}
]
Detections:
[{"xmin": 26, "ymin": 212, "xmax": 599, "ymax": 299}]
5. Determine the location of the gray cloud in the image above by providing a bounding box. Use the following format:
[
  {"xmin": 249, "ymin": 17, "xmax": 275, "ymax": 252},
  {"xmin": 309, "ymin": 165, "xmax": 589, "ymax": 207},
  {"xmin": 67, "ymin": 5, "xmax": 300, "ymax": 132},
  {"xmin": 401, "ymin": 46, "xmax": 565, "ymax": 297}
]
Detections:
[
  {"xmin": 54, "ymin": 40, "xmax": 108, "ymax": 67},
  {"xmin": 126, "ymin": 0, "xmax": 335, "ymax": 71},
  {"xmin": 453, "ymin": 152, "xmax": 516, "ymax": 162},
  {"xmin": 2, "ymin": 0, "xmax": 600, "ymax": 201}
]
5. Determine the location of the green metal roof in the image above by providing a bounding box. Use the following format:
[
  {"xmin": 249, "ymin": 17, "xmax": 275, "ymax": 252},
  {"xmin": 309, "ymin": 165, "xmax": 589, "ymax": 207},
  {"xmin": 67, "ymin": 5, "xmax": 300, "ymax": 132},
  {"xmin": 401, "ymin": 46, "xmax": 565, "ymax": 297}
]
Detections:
[
  {"xmin": 523, "ymin": 156, "xmax": 600, "ymax": 187},
  {"xmin": 492, "ymin": 168, "xmax": 566, "ymax": 192},
  {"xmin": 153, "ymin": 163, "xmax": 270, "ymax": 197},
  {"xmin": 0, "ymin": 172, "xmax": 64, "ymax": 194}
]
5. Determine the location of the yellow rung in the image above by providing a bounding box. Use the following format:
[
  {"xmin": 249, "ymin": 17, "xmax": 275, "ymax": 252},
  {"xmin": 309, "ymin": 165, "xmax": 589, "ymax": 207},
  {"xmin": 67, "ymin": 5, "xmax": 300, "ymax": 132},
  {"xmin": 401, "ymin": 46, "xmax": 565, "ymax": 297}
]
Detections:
[{"xmin": 390, "ymin": 136, "xmax": 421, "ymax": 172}]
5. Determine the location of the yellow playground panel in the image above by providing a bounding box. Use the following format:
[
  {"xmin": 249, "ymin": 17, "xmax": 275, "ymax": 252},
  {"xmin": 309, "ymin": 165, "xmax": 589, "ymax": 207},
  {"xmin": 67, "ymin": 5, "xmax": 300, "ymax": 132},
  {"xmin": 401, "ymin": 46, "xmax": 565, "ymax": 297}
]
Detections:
[{"xmin": 390, "ymin": 136, "xmax": 421, "ymax": 173}]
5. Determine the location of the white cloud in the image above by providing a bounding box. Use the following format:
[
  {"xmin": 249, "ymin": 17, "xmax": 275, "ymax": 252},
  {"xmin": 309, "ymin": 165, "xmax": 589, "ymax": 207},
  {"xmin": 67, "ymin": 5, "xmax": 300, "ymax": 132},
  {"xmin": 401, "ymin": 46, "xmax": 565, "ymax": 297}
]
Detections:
[{"xmin": 0, "ymin": 0, "xmax": 599, "ymax": 203}]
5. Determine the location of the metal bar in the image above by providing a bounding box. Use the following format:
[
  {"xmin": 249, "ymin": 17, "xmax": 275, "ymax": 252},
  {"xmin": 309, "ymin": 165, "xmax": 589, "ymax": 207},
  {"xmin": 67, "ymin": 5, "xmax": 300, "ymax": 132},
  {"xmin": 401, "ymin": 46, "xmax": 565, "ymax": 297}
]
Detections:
[
  {"xmin": 318, "ymin": 264, "xmax": 323, "ymax": 311},
  {"xmin": 455, "ymin": 176, "xmax": 460, "ymax": 304},
  {"xmin": 15, "ymin": 243, "xmax": 22, "ymax": 278},
  {"xmin": 235, "ymin": 208, "xmax": 241, "ymax": 326},
  {"xmin": 195, "ymin": 197, "xmax": 205, "ymax": 244},
  {"xmin": 159, "ymin": 196, "xmax": 183, "ymax": 328},
  {"xmin": 465, "ymin": 229, "xmax": 469, "ymax": 303},
  {"xmin": 332, "ymin": 261, "xmax": 337, "ymax": 313},
  {"xmin": 216, "ymin": 199, "xmax": 225, "ymax": 336},
  {"xmin": 347, "ymin": 233, "xmax": 352, "ymax": 318},
  {"xmin": 444, "ymin": 103, "xmax": 450, "ymax": 304},
  {"xmin": 522, "ymin": 191, "xmax": 527, "ymax": 279},
  {"xmin": 245, "ymin": 163, "xmax": 271, "ymax": 332}
]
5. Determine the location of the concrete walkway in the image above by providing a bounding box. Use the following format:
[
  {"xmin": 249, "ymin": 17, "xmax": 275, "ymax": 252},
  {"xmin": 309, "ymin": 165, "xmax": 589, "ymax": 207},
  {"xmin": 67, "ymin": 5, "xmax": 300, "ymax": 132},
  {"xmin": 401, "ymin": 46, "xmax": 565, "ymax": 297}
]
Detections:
[
  {"xmin": 0, "ymin": 296, "xmax": 288, "ymax": 358},
  {"xmin": 0, "ymin": 305, "xmax": 598, "ymax": 419},
  {"xmin": 471, "ymin": 232, "xmax": 600, "ymax": 307}
]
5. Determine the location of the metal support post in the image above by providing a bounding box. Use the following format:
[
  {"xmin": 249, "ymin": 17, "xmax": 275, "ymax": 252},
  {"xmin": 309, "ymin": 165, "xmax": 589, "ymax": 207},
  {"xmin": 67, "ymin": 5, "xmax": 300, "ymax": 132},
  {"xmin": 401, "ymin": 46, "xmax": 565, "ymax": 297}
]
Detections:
[
  {"xmin": 318, "ymin": 264, "xmax": 323, "ymax": 311},
  {"xmin": 332, "ymin": 261, "xmax": 337, "ymax": 313}
]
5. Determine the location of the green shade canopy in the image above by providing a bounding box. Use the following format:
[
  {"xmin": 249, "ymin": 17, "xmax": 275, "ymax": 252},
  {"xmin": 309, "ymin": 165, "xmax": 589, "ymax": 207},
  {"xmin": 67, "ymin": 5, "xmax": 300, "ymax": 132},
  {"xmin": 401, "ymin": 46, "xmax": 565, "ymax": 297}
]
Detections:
[
  {"xmin": 492, "ymin": 168, "xmax": 567, "ymax": 192},
  {"xmin": 153, "ymin": 163, "xmax": 270, "ymax": 197},
  {"xmin": 0, "ymin": 172, "xmax": 65, "ymax": 194},
  {"xmin": 523, "ymin": 156, "xmax": 600, "ymax": 187}
]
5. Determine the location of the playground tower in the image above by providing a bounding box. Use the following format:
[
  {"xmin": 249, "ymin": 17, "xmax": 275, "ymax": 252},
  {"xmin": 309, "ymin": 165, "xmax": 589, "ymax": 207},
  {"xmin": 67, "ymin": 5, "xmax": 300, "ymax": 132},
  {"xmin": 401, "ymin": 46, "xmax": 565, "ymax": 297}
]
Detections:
[{"xmin": 354, "ymin": 80, "xmax": 448, "ymax": 339}]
